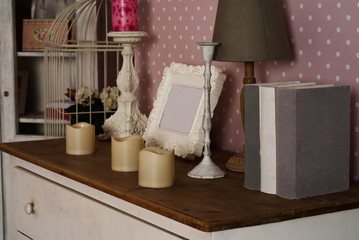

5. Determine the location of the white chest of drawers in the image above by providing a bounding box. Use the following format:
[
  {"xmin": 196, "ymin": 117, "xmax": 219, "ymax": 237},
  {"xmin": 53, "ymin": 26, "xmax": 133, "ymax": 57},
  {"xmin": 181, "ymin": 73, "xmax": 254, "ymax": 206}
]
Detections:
[{"xmin": 2, "ymin": 139, "xmax": 359, "ymax": 240}]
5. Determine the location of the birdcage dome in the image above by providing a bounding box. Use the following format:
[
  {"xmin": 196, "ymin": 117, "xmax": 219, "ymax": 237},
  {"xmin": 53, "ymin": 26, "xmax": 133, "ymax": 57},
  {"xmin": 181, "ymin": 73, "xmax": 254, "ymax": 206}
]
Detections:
[
  {"xmin": 46, "ymin": 0, "xmax": 117, "ymax": 45},
  {"xmin": 44, "ymin": 0, "xmax": 122, "ymax": 138}
]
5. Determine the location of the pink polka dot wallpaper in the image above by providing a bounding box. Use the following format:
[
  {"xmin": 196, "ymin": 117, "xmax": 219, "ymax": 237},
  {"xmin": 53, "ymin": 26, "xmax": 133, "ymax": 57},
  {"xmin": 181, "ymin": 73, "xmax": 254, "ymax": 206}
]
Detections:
[{"xmin": 135, "ymin": 0, "xmax": 359, "ymax": 181}]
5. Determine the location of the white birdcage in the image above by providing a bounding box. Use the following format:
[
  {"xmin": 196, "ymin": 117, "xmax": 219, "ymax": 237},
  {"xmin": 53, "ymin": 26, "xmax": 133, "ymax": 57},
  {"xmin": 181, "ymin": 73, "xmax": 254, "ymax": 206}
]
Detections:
[{"xmin": 44, "ymin": 0, "xmax": 122, "ymax": 138}]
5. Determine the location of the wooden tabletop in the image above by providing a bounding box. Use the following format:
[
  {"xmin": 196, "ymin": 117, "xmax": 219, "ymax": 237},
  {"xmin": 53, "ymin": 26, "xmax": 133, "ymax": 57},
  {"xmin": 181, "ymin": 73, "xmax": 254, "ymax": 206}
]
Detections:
[{"xmin": 1, "ymin": 139, "xmax": 359, "ymax": 232}]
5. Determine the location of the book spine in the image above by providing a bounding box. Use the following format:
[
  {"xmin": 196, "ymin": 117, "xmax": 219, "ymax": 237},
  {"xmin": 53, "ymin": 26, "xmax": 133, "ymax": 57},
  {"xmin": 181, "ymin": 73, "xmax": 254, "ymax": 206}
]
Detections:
[
  {"xmin": 259, "ymin": 86, "xmax": 278, "ymax": 194},
  {"xmin": 244, "ymin": 85, "xmax": 261, "ymax": 190},
  {"xmin": 275, "ymin": 89, "xmax": 297, "ymax": 199}
]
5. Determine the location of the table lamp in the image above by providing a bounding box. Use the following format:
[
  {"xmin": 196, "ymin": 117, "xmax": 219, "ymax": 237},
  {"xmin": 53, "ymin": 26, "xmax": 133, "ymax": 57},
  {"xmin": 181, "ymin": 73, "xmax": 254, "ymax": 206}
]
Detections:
[{"xmin": 212, "ymin": 0, "xmax": 292, "ymax": 172}]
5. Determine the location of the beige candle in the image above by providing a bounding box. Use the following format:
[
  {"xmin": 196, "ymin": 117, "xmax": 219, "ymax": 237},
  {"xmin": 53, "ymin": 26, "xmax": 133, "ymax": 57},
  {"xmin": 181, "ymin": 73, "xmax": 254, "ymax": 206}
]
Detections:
[
  {"xmin": 138, "ymin": 146, "xmax": 175, "ymax": 188},
  {"xmin": 66, "ymin": 122, "xmax": 95, "ymax": 155},
  {"xmin": 111, "ymin": 135, "xmax": 144, "ymax": 172}
]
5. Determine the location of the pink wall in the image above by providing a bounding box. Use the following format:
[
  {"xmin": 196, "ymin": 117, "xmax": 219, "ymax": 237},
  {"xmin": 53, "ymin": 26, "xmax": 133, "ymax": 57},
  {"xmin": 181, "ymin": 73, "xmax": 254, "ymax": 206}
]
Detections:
[{"xmin": 135, "ymin": 0, "xmax": 359, "ymax": 181}]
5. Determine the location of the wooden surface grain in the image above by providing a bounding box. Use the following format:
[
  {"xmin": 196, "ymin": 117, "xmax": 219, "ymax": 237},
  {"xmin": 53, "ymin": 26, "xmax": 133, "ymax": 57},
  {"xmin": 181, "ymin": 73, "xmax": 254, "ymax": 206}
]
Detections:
[{"xmin": 1, "ymin": 139, "xmax": 359, "ymax": 232}]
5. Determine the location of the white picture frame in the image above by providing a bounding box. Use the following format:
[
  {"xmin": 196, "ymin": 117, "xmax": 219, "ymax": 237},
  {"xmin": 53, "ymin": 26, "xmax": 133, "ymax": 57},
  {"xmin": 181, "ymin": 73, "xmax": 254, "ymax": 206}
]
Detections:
[{"xmin": 143, "ymin": 62, "xmax": 226, "ymax": 159}]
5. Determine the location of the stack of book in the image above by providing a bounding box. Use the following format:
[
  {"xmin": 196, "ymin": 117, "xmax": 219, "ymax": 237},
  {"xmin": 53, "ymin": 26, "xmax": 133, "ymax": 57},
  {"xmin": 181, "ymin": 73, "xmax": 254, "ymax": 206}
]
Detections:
[{"xmin": 244, "ymin": 81, "xmax": 350, "ymax": 199}]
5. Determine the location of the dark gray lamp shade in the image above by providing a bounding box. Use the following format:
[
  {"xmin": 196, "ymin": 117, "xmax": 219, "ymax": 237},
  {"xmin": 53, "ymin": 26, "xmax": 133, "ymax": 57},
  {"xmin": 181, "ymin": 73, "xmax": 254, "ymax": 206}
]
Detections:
[{"xmin": 212, "ymin": 0, "xmax": 292, "ymax": 62}]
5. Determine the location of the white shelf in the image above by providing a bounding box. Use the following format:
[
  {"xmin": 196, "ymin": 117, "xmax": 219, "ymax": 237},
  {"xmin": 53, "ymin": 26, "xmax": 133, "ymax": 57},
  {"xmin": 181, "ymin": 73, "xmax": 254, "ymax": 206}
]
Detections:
[
  {"xmin": 17, "ymin": 52, "xmax": 74, "ymax": 57},
  {"xmin": 19, "ymin": 113, "xmax": 44, "ymax": 123},
  {"xmin": 17, "ymin": 52, "xmax": 45, "ymax": 57},
  {"xmin": 19, "ymin": 113, "xmax": 70, "ymax": 125}
]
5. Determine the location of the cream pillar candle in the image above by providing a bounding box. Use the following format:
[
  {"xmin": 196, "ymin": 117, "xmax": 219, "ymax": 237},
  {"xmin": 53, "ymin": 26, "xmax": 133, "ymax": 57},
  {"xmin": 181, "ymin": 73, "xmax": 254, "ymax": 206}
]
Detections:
[
  {"xmin": 111, "ymin": 135, "xmax": 144, "ymax": 172},
  {"xmin": 138, "ymin": 147, "xmax": 175, "ymax": 188},
  {"xmin": 66, "ymin": 122, "xmax": 95, "ymax": 155}
]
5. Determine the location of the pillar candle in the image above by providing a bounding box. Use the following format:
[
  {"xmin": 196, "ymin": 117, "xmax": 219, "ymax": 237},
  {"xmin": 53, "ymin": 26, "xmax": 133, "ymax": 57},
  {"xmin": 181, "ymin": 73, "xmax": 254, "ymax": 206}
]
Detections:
[
  {"xmin": 66, "ymin": 122, "xmax": 95, "ymax": 155},
  {"xmin": 111, "ymin": 0, "xmax": 138, "ymax": 31},
  {"xmin": 111, "ymin": 135, "xmax": 144, "ymax": 172},
  {"xmin": 138, "ymin": 147, "xmax": 175, "ymax": 188}
]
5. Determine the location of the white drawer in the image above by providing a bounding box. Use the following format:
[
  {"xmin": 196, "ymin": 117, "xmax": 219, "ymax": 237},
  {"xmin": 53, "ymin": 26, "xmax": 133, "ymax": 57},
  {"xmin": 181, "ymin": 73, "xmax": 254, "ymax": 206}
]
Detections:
[{"xmin": 12, "ymin": 167, "xmax": 181, "ymax": 240}]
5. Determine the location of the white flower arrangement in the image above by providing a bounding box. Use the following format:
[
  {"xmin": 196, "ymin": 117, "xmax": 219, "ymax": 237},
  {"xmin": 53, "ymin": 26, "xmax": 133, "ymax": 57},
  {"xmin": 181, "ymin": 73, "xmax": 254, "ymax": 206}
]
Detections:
[
  {"xmin": 73, "ymin": 86, "xmax": 120, "ymax": 111},
  {"xmin": 100, "ymin": 86, "xmax": 120, "ymax": 111},
  {"xmin": 75, "ymin": 86, "xmax": 98, "ymax": 105}
]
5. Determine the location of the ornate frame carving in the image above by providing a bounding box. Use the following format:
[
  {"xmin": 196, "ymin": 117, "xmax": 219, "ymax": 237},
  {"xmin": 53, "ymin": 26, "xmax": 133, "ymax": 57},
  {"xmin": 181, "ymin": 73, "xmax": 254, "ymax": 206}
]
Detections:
[{"xmin": 143, "ymin": 62, "xmax": 226, "ymax": 159}]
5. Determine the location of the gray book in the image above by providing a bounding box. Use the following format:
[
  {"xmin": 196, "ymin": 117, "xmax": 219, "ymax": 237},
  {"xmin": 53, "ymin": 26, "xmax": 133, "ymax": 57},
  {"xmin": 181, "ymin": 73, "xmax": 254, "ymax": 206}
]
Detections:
[
  {"xmin": 244, "ymin": 81, "xmax": 300, "ymax": 190},
  {"xmin": 275, "ymin": 85, "xmax": 350, "ymax": 199}
]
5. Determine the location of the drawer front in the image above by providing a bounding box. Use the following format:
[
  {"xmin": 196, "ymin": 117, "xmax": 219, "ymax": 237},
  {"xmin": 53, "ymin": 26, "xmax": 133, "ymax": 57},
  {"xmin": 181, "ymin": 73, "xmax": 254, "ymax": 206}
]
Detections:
[{"xmin": 13, "ymin": 167, "xmax": 181, "ymax": 240}]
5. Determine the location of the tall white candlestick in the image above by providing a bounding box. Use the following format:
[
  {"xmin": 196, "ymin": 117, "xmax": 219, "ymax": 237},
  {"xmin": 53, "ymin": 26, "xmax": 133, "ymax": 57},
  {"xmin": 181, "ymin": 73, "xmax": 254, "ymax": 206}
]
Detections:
[
  {"xmin": 100, "ymin": 31, "xmax": 148, "ymax": 140},
  {"xmin": 187, "ymin": 42, "xmax": 225, "ymax": 179}
]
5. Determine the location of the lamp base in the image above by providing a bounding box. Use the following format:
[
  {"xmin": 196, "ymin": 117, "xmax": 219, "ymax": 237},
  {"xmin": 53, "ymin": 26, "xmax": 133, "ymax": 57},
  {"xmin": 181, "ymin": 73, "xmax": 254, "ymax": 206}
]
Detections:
[
  {"xmin": 225, "ymin": 153, "xmax": 245, "ymax": 172},
  {"xmin": 225, "ymin": 61, "xmax": 255, "ymax": 173}
]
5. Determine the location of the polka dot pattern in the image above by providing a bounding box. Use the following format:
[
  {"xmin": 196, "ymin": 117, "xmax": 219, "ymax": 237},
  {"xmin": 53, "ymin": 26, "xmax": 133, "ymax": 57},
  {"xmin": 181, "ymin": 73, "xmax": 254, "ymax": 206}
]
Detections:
[{"xmin": 135, "ymin": 0, "xmax": 359, "ymax": 181}]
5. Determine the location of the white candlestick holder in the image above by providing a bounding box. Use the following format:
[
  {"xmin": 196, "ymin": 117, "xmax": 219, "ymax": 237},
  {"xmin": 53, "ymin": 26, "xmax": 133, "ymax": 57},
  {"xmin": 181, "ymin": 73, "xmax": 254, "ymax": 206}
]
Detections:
[
  {"xmin": 187, "ymin": 42, "xmax": 226, "ymax": 179},
  {"xmin": 100, "ymin": 31, "xmax": 148, "ymax": 139}
]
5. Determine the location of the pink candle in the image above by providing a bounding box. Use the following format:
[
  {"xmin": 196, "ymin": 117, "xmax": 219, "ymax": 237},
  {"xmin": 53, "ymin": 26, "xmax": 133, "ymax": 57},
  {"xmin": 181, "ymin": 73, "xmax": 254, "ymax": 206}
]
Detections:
[{"xmin": 111, "ymin": 0, "xmax": 138, "ymax": 31}]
